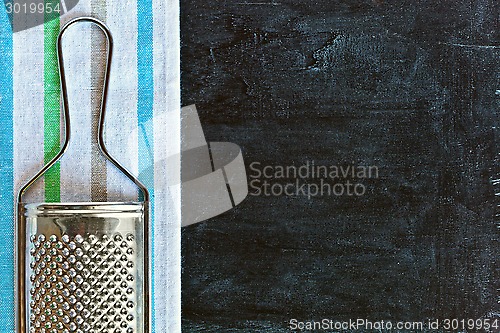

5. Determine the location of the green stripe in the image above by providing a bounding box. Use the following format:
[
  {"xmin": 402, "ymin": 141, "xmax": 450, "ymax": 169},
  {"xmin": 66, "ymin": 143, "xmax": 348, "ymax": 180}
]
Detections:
[{"xmin": 44, "ymin": 16, "xmax": 60, "ymax": 202}]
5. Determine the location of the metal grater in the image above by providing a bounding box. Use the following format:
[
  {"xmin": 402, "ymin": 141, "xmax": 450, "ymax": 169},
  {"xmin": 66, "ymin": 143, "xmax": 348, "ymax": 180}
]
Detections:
[{"xmin": 16, "ymin": 17, "xmax": 150, "ymax": 333}]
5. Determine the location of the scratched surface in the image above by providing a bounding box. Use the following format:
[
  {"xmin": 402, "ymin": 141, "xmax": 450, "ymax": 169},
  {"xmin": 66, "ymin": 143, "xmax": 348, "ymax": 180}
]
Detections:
[{"xmin": 181, "ymin": 0, "xmax": 499, "ymax": 331}]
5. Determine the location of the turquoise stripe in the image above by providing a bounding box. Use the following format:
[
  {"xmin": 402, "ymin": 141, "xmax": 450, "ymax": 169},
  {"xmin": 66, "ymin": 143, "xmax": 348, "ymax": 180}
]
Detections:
[
  {"xmin": 137, "ymin": 0, "xmax": 155, "ymax": 329},
  {"xmin": 137, "ymin": 0, "xmax": 154, "ymax": 124},
  {"xmin": 0, "ymin": 6, "xmax": 14, "ymax": 332}
]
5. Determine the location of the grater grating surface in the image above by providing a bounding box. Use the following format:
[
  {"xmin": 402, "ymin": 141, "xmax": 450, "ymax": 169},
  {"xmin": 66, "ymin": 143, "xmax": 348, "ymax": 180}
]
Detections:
[
  {"xmin": 23, "ymin": 202, "xmax": 146, "ymax": 333},
  {"xmin": 28, "ymin": 233, "xmax": 138, "ymax": 333}
]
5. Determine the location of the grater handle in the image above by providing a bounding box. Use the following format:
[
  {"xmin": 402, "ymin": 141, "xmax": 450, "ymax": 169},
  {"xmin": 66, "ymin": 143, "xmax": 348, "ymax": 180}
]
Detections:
[{"xmin": 17, "ymin": 17, "xmax": 149, "ymax": 204}]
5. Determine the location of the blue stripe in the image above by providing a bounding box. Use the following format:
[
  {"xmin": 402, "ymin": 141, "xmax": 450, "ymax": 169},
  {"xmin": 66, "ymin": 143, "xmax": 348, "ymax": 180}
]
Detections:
[
  {"xmin": 137, "ymin": 0, "xmax": 155, "ymax": 330},
  {"xmin": 0, "ymin": 6, "xmax": 14, "ymax": 332}
]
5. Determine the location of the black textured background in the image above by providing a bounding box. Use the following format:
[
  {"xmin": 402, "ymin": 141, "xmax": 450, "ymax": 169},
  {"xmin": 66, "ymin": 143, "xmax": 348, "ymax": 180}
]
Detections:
[{"xmin": 181, "ymin": 1, "xmax": 499, "ymax": 331}]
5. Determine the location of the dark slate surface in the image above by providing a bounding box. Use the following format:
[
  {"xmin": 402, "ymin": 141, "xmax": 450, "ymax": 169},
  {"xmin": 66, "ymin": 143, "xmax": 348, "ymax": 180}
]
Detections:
[{"xmin": 181, "ymin": 0, "xmax": 499, "ymax": 331}]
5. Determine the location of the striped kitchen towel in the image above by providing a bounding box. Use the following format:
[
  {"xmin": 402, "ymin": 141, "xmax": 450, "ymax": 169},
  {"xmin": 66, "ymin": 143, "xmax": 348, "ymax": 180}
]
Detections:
[{"xmin": 0, "ymin": 0, "xmax": 180, "ymax": 331}]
